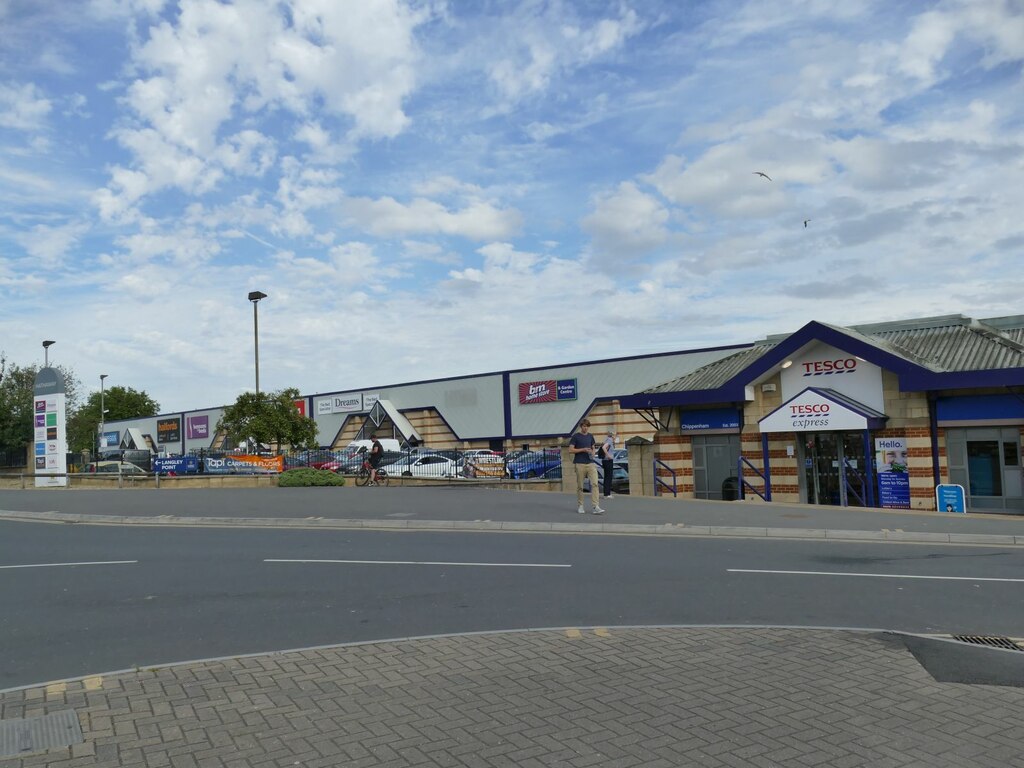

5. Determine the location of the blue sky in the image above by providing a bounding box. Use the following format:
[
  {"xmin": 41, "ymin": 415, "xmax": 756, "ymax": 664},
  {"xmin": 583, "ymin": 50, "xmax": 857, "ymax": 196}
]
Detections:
[{"xmin": 2, "ymin": 0, "xmax": 1022, "ymax": 413}]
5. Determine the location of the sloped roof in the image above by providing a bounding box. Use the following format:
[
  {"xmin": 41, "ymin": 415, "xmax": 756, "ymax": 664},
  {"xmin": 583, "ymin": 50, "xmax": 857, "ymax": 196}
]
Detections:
[
  {"xmin": 645, "ymin": 343, "xmax": 777, "ymax": 394},
  {"xmin": 639, "ymin": 314, "xmax": 1024, "ymax": 397},
  {"xmin": 849, "ymin": 315, "xmax": 1024, "ymax": 372}
]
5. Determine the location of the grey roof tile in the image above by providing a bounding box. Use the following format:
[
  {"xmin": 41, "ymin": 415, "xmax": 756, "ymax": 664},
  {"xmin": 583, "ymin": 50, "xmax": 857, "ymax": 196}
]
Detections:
[{"xmin": 643, "ymin": 314, "xmax": 1024, "ymax": 394}]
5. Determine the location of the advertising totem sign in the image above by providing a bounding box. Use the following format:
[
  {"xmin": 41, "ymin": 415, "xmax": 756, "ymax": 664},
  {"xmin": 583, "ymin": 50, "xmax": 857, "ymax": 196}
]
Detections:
[{"xmin": 33, "ymin": 367, "xmax": 67, "ymax": 487}]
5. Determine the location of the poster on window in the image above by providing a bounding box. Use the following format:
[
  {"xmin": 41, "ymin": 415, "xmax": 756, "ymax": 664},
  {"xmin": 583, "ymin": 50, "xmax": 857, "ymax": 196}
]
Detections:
[{"xmin": 876, "ymin": 437, "xmax": 910, "ymax": 508}]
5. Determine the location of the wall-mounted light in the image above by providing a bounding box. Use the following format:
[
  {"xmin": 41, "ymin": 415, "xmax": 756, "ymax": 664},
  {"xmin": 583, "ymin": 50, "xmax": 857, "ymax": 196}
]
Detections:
[{"xmin": 781, "ymin": 360, "xmax": 793, "ymax": 369}]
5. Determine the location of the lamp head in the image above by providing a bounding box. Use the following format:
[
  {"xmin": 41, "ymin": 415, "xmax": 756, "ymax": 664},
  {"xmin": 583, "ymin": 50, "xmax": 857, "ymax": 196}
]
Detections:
[
  {"xmin": 248, "ymin": 290, "xmax": 267, "ymax": 303},
  {"xmin": 42, "ymin": 340, "xmax": 56, "ymax": 349}
]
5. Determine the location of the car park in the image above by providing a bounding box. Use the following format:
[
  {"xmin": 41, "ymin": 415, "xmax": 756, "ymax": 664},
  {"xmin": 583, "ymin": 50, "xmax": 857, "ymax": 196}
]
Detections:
[
  {"xmin": 583, "ymin": 462, "xmax": 630, "ymax": 494},
  {"xmin": 83, "ymin": 460, "xmax": 148, "ymax": 475},
  {"xmin": 380, "ymin": 454, "xmax": 462, "ymax": 479},
  {"xmin": 462, "ymin": 450, "xmax": 505, "ymax": 478},
  {"xmin": 506, "ymin": 450, "xmax": 561, "ymax": 479}
]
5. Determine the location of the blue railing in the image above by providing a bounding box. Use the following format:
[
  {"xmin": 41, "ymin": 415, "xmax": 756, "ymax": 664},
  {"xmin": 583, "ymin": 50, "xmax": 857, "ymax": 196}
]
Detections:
[
  {"xmin": 653, "ymin": 459, "xmax": 677, "ymax": 497},
  {"xmin": 738, "ymin": 457, "xmax": 771, "ymax": 501},
  {"xmin": 843, "ymin": 458, "xmax": 866, "ymax": 507}
]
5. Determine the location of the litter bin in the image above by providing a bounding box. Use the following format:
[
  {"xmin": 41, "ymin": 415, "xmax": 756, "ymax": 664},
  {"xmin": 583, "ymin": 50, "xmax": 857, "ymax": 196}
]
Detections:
[{"xmin": 721, "ymin": 476, "xmax": 739, "ymax": 501}]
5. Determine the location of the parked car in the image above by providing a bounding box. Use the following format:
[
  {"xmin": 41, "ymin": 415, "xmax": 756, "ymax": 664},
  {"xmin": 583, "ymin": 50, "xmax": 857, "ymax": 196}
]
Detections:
[
  {"xmin": 83, "ymin": 460, "xmax": 147, "ymax": 475},
  {"xmin": 380, "ymin": 454, "xmax": 462, "ymax": 479},
  {"xmin": 506, "ymin": 450, "xmax": 561, "ymax": 479},
  {"xmin": 540, "ymin": 465, "xmax": 562, "ymax": 480},
  {"xmin": 583, "ymin": 463, "xmax": 629, "ymax": 494},
  {"xmin": 327, "ymin": 449, "xmax": 407, "ymax": 474}
]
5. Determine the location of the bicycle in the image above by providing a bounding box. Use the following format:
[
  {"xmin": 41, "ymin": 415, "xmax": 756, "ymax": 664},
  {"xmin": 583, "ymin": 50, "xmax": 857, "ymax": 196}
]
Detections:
[{"xmin": 355, "ymin": 460, "xmax": 389, "ymax": 487}]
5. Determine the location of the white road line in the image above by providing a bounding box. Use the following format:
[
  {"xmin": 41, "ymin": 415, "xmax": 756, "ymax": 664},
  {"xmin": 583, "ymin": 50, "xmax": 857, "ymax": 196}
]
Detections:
[
  {"xmin": 265, "ymin": 558, "xmax": 570, "ymax": 568},
  {"xmin": 0, "ymin": 560, "xmax": 138, "ymax": 570},
  {"xmin": 728, "ymin": 568, "xmax": 1024, "ymax": 583}
]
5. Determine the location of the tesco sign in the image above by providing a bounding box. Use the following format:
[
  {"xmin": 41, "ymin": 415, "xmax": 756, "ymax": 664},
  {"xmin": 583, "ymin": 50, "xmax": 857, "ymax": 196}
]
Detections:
[
  {"xmin": 802, "ymin": 358, "xmax": 857, "ymax": 376},
  {"xmin": 790, "ymin": 403, "xmax": 830, "ymax": 415},
  {"xmin": 781, "ymin": 343, "xmax": 884, "ymax": 413}
]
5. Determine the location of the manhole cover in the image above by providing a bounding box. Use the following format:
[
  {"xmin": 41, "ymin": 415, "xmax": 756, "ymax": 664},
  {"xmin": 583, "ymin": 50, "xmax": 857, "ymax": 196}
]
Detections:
[{"xmin": 0, "ymin": 710, "xmax": 83, "ymax": 758}]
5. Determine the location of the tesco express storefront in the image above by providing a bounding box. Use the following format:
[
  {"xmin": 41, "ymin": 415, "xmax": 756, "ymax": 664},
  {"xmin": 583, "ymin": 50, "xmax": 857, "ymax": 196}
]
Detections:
[{"xmin": 623, "ymin": 319, "xmax": 1024, "ymax": 513}]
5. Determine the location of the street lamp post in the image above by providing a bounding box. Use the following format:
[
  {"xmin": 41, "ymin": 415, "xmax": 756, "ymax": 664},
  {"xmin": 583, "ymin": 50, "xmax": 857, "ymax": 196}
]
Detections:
[
  {"xmin": 248, "ymin": 291, "xmax": 267, "ymax": 396},
  {"xmin": 42, "ymin": 340, "xmax": 55, "ymax": 367},
  {"xmin": 99, "ymin": 374, "xmax": 108, "ymax": 458}
]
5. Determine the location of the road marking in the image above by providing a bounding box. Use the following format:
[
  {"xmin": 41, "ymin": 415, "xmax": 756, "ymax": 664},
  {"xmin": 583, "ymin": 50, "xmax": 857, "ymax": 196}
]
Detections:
[
  {"xmin": 83, "ymin": 676, "xmax": 103, "ymax": 691},
  {"xmin": 565, "ymin": 629, "xmax": 582, "ymax": 638},
  {"xmin": 264, "ymin": 559, "xmax": 571, "ymax": 568},
  {"xmin": 593, "ymin": 628, "xmax": 610, "ymax": 637},
  {"xmin": 728, "ymin": 569, "xmax": 1024, "ymax": 583},
  {"xmin": 0, "ymin": 560, "xmax": 138, "ymax": 570}
]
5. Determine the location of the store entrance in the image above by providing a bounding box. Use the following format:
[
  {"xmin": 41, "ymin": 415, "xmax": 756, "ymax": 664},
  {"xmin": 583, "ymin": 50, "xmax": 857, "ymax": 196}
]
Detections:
[{"xmin": 801, "ymin": 432, "xmax": 868, "ymax": 507}]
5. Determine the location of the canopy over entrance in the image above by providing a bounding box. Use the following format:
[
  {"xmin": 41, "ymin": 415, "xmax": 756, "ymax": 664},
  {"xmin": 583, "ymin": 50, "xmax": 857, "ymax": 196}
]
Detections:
[{"xmin": 759, "ymin": 387, "xmax": 887, "ymax": 433}]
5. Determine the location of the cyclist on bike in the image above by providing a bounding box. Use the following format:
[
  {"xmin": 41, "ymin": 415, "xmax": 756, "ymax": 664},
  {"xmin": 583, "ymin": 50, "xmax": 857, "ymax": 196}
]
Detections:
[{"xmin": 367, "ymin": 433, "xmax": 384, "ymax": 486}]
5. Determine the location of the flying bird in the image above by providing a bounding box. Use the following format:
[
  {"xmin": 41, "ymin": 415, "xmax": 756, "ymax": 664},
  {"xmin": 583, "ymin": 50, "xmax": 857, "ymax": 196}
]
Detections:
[
  {"xmin": 753, "ymin": 171, "xmax": 771, "ymax": 181},
  {"xmin": 804, "ymin": 219, "xmax": 811, "ymax": 228}
]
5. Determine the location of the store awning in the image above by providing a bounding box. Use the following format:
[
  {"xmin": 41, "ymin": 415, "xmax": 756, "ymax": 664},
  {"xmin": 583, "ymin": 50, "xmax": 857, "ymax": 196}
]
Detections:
[{"xmin": 759, "ymin": 387, "xmax": 888, "ymax": 433}]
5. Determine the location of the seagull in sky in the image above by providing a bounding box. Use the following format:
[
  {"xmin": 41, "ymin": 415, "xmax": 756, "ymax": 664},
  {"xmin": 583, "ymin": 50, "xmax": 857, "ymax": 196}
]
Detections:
[
  {"xmin": 804, "ymin": 219, "xmax": 811, "ymax": 228},
  {"xmin": 753, "ymin": 171, "xmax": 771, "ymax": 181}
]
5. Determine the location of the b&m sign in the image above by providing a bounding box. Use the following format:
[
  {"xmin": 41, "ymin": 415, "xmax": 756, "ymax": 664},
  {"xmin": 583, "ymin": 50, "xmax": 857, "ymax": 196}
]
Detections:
[{"xmin": 519, "ymin": 378, "xmax": 577, "ymax": 405}]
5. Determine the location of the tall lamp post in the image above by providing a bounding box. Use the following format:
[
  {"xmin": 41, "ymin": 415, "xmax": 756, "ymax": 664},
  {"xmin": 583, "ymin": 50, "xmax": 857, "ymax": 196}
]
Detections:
[
  {"xmin": 248, "ymin": 291, "xmax": 267, "ymax": 396},
  {"xmin": 42, "ymin": 340, "xmax": 55, "ymax": 367},
  {"xmin": 99, "ymin": 374, "xmax": 108, "ymax": 457}
]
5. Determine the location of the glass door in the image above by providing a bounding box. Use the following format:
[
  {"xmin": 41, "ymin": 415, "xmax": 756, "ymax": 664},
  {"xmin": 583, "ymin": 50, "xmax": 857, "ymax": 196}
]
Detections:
[{"xmin": 801, "ymin": 432, "xmax": 867, "ymax": 507}]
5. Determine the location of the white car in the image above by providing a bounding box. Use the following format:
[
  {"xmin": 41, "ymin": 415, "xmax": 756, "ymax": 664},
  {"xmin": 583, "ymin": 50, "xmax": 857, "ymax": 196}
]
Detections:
[{"xmin": 380, "ymin": 454, "xmax": 461, "ymax": 479}]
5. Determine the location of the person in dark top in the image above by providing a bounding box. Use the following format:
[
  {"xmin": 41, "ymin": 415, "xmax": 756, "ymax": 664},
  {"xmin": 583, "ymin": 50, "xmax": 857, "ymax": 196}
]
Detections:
[
  {"xmin": 368, "ymin": 433, "xmax": 384, "ymax": 486},
  {"xmin": 599, "ymin": 431, "xmax": 616, "ymax": 499},
  {"xmin": 568, "ymin": 418, "xmax": 603, "ymax": 515}
]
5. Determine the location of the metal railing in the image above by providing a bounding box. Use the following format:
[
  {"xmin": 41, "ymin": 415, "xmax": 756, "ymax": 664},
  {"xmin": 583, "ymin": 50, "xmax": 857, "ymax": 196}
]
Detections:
[
  {"xmin": 738, "ymin": 457, "xmax": 771, "ymax": 501},
  {"xmin": 653, "ymin": 459, "xmax": 676, "ymax": 497}
]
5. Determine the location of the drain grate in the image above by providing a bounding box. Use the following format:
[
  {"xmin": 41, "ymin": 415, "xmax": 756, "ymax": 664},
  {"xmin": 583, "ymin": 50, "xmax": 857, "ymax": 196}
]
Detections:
[
  {"xmin": 0, "ymin": 710, "xmax": 83, "ymax": 758},
  {"xmin": 952, "ymin": 635, "xmax": 1024, "ymax": 651}
]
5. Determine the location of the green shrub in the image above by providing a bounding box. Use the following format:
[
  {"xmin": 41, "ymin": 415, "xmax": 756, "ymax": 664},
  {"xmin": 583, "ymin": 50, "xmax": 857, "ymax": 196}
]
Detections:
[{"xmin": 278, "ymin": 468, "xmax": 346, "ymax": 487}]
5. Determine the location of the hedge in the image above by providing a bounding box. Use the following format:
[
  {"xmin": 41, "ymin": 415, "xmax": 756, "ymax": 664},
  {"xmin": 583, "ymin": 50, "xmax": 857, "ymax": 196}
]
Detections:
[{"xmin": 278, "ymin": 468, "xmax": 346, "ymax": 487}]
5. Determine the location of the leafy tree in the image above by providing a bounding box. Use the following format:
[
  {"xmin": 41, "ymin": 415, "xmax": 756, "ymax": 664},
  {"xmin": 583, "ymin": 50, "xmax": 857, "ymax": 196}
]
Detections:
[
  {"xmin": 0, "ymin": 353, "xmax": 81, "ymax": 454},
  {"xmin": 216, "ymin": 387, "xmax": 318, "ymax": 451},
  {"xmin": 66, "ymin": 386, "xmax": 160, "ymax": 452}
]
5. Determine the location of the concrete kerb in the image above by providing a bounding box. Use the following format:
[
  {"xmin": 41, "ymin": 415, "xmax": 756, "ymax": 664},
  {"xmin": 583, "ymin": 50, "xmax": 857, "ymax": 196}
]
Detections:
[{"xmin": 2, "ymin": 509, "xmax": 1024, "ymax": 547}]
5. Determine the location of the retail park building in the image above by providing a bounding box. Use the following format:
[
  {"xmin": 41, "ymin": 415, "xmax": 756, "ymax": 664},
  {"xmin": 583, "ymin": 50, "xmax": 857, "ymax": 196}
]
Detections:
[{"xmin": 107, "ymin": 313, "xmax": 1024, "ymax": 514}]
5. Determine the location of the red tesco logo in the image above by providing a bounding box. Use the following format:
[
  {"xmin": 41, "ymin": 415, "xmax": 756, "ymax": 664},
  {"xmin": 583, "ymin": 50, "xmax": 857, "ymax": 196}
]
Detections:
[
  {"xmin": 790, "ymin": 403, "xmax": 831, "ymax": 415},
  {"xmin": 802, "ymin": 358, "xmax": 857, "ymax": 375}
]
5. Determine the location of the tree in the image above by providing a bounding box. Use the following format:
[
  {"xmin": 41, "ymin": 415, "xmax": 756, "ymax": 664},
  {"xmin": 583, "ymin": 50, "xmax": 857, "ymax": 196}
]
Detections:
[
  {"xmin": 0, "ymin": 353, "xmax": 81, "ymax": 453},
  {"xmin": 216, "ymin": 387, "xmax": 318, "ymax": 451},
  {"xmin": 66, "ymin": 386, "xmax": 160, "ymax": 453}
]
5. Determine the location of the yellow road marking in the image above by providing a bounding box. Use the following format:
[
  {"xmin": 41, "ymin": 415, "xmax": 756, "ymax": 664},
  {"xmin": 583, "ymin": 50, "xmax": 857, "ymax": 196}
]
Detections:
[
  {"xmin": 593, "ymin": 628, "xmax": 610, "ymax": 637},
  {"xmin": 565, "ymin": 628, "xmax": 582, "ymax": 638},
  {"xmin": 46, "ymin": 683, "xmax": 66, "ymax": 697},
  {"xmin": 83, "ymin": 676, "xmax": 103, "ymax": 690}
]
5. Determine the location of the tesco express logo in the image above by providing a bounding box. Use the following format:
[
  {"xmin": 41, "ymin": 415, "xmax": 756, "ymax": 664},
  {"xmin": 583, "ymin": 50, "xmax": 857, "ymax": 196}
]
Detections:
[
  {"xmin": 790, "ymin": 403, "xmax": 830, "ymax": 415},
  {"xmin": 789, "ymin": 402, "xmax": 830, "ymax": 427},
  {"xmin": 801, "ymin": 358, "xmax": 857, "ymax": 376}
]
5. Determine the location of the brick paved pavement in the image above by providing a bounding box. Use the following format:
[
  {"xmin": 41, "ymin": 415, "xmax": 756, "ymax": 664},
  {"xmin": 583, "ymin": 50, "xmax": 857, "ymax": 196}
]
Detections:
[{"xmin": 3, "ymin": 628, "xmax": 1024, "ymax": 768}]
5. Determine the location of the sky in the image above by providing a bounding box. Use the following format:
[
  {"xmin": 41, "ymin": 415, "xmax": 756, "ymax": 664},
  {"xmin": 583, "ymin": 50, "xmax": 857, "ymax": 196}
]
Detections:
[{"xmin": 1, "ymin": 0, "xmax": 1023, "ymax": 414}]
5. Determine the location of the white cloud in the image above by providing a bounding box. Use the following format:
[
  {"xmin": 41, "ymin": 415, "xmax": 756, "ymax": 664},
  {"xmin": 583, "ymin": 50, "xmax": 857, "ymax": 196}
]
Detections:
[
  {"xmin": 341, "ymin": 196, "xmax": 523, "ymax": 240},
  {"xmin": 14, "ymin": 221, "xmax": 90, "ymax": 266},
  {"xmin": 485, "ymin": 5, "xmax": 645, "ymax": 104},
  {"xmin": 581, "ymin": 182, "xmax": 669, "ymax": 264},
  {"xmin": 0, "ymin": 82, "xmax": 52, "ymax": 130}
]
